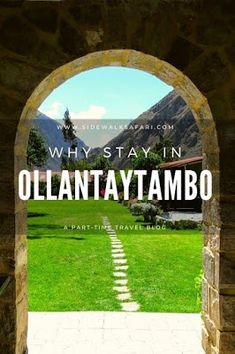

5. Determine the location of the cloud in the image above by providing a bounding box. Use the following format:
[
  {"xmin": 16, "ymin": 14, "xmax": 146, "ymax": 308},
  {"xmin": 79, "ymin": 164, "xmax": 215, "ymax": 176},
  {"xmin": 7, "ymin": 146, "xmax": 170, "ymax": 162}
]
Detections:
[
  {"xmin": 71, "ymin": 105, "xmax": 107, "ymax": 120},
  {"xmin": 43, "ymin": 101, "xmax": 64, "ymax": 119}
]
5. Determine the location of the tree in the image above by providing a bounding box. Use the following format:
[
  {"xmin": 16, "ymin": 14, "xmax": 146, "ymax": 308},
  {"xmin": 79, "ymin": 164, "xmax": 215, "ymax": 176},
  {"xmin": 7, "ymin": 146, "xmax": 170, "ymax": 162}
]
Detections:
[
  {"xmin": 154, "ymin": 134, "xmax": 174, "ymax": 162},
  {"xmin": 62, "ymin": 108, "xmax": 77, "ymax": 145},
  {"xmin": 27, "ymin": 127, "xmax": 48, "ymax": 169},
  {"xmin": 61, "ymin": 109, "xmax": 77, "ymax": 170},
  {"xmin": 132, "ymin": 149, "xmax": 162, "ymax": 194},
  {"xmin": 92, "ymin": 155, "xmax": 112, "ymax": 172},
  {"xmin": 132, "ymin": 149, "xmax": 162, "ymax": 172}
]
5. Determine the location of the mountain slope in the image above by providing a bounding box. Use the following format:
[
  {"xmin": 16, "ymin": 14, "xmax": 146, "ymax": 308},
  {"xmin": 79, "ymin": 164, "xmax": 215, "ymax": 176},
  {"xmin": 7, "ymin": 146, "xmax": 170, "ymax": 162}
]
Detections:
[
  {"xmin": 98, "ymin": 90, "xmax": 201, "ymax": 168},
  {"xmin": 33, "ymin": 112, "xmax": 88, "ymax": 170}
]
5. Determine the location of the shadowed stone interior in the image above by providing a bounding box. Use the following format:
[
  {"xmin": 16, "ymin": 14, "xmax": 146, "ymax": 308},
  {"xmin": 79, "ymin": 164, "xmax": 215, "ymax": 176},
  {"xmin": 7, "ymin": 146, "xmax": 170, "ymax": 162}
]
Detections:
[{"xmin": 0, "ymin": 1, "xmax": 234, "ymax": 353}]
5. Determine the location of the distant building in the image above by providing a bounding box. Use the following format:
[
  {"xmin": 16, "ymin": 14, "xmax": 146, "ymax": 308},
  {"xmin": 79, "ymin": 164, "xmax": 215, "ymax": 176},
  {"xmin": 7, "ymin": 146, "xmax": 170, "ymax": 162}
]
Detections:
[{"xmin": 159, "ymin": 156, "xmax": 202, "ymax": 211}]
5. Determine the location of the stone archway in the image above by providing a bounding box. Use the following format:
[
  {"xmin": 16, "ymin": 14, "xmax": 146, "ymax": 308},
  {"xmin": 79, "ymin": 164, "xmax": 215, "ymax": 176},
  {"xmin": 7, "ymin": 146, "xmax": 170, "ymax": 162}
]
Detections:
[
  {"xmin": 15, "ymin": 49, "xmax": 219, "ymax": 353},
  {"xmin": 0, "ymin": 1, "xmax": 234, "ymax": 353}
]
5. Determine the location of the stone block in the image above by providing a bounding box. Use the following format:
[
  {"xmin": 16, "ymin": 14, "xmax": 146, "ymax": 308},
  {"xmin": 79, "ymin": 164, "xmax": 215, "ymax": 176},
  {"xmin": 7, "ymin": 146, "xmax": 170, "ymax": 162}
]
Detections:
[
  {"xmin": 0, "ymin": 341, "xmax": 16, "ymax": 354},
  {"xmin": 59, "ymin": 19, "xmax": 86, "ymax": 56},
  {"xmin": 15, "ymin": 266, "xmax": 27, "ymax": 302},
  {"xmin": 220, "ymin": 202, "xmax": 235, "ymax": 226},
  {"xmin": 208, "ymin": 225, "xmax": 220, "ymax": 252},
  {"xmin": 204, "ymin": 314, "xmax": 217, "ymax": 347},
  {"xmin": 0, "ymin": 255, "xmax": 15, "ymax": 275},
  {"xmin": 23, "ymin": 2, "xmax": 58, "ymax": 33},
  {"xmin": 202, "ymin": 325, "xmax": 211, "ymax": 354},
  {"xmin": 220, "ymin": 295, "xmax": 235, "ymax": 331},
  {"xmin": 203, "ymin": 247, "xmax": 215, "ymax": 287},
  {"xmin": 220, "ymin": 225, "xmax": 235, "ymax": 252},
  {"xmin": 0, "ymin": 146, "xmax": 14, "ymax": 184},
  {"xmin": 218, "ymin": 331, "xmax": 235, "ymax": 354},
  {"xmin": 0, "ymin": 57, "xmax": 48, "ymax": 99},
  {"xmin": 0, "ymin": 16, "xmax": 38, "ymax": 55},
  {"xmin": 186, "ymin": 52, "xmax": 229, "ymax": 94},
  {"xmin": 202, "ymin": 277, "xmax": 209, "ymax": 314},
  {"xmin": 219, "ymin": 253, "xmax": 235, "ymax": 294},
  {"xmin": 16, "ymin": 294, "xmax": 28, "ymax": 354},
  {"xmin": 0, "ymin": 301, "xmax": 16, "ymax": 339},
  {"xmin": 209, "ymin": 286, "xmax": 220, "ymax": 328}
]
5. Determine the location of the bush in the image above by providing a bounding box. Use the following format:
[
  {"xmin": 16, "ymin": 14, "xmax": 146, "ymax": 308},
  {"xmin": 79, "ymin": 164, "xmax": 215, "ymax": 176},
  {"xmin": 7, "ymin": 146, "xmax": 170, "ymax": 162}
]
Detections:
[
  {"xmin": 155, "ymin": 218, "xmax": 202, "ymax": 230},
  {"xmin": 195, "ymin": 270, "xmax": 203, "ymax": 310},
  {"xmin": 118, "ymin": 191, "xmax": 124, "ymax": 203},
  {"xmin": 174, "ymin": 220, "xmax": 201, "ymax": 230},
  {"xmin": 131, "ymin": 202, "xmax": 162, "ymax": 224},
  {"xmin": 31, "ymin": 181, "xmax": 46, "ymax": 198},
  {"xmin": 130, "ymin": 203, "xmax": 143, "ymax": 215},
  {"xmin": 51, "ymin": 175, "xmax": 61, "ymax": 196}
]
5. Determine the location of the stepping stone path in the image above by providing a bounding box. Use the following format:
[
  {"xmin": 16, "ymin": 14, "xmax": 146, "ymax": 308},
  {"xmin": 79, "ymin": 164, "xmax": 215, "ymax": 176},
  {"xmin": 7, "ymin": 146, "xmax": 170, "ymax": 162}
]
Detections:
[{"xmin": 102, "ymin": 216, "xmax": 140, "ymax": 312}]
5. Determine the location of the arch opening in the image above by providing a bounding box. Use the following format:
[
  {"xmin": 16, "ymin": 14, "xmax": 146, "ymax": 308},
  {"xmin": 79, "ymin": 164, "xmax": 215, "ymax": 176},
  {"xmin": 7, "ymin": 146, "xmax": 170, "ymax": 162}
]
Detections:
[{"xmin": 15, "ymin": 49, "xmax": 220, "ymax": 353}]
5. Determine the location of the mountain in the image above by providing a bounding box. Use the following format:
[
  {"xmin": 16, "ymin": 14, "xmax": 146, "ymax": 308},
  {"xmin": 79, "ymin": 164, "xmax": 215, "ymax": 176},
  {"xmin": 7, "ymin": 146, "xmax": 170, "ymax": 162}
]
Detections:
[
  {"xmin": 92, "ymin": 90, "xmax": 202, "ymax": 168},
  {"xmin": 33, "ymin": 112, "xmax": 88, "ymax": 170}
]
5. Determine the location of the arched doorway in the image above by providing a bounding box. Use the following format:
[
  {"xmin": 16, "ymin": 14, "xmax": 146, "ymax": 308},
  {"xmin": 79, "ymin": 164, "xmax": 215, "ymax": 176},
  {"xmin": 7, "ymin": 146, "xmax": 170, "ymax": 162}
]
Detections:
[{"xmin": 14, "ymin": 49, "xmax": 219, "ymax": 353}]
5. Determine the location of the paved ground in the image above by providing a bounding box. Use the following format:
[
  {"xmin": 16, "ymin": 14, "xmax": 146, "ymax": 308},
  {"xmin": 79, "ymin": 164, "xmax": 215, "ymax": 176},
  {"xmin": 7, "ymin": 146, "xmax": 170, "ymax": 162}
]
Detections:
[{"xmin": 28, "ymin": 312, "xmax": 204, "ymax": 354}]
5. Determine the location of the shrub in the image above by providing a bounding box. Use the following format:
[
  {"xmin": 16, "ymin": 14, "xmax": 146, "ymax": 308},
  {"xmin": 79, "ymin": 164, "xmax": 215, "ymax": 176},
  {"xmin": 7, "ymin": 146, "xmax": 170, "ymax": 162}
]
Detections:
[
  {"xmin": 118, "ymin": 191, "xmax": 124, "ymax": 203},
  {"xmin": 130, "ymin": 203, "xmax": 143, "ymax": 215},
  {"xmin": 131, "ymin": 202, "xmax": 162, "ymax": 224},
  {"xmin": 156, "ymin": 218, "xmax": 202, "ymax": 230},
  {"xmin": 174, "ymin": 220, "xmax": 201, "ymax": 230},
  {"xmin": 51, "ymin": 175, "xmax": 61, "ymax": 196},
  {"xmin": 195, "ymin": 270, "xmax": 203, "ymax": 310}
]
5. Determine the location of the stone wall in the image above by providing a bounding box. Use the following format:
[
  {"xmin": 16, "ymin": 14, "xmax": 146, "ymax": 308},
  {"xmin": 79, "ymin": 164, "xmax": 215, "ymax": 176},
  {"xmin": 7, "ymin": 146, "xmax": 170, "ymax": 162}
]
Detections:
[{"xmin": 0, "ymin": 1, "xmax": 234, "ymax": 353}]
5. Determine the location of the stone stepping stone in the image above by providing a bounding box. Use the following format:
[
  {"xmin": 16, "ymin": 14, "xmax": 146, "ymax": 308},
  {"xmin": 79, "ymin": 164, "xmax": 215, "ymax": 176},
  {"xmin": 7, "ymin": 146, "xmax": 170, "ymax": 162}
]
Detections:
[
  {"xmin": 112, "ymin": 249, "xmax": 123, "ymax": 253},
  {"xmin": 115, "ymin": 265, "xmax": 128, "ymax": 271},
  {"xmin": 113, "ymin": 286, "xmax": 129, "ymax": 292},
  {"xmin": 117, "ymin": 293, "xmax": 131, "ymax": 301},
  {"xmin": 112, "ymin": 245, "xmax": 123, "ymax": 249},
  {"xmin": 112, "ymin": 253, "xmax": 125, "ymax": 258},
  {"xmin": 113, "ymin": 259, "xmax": 127, "ymax": 264},
  {"xmin": 113, "ymin": 272, "xmax": 126, "ymax": 277},
  {"xmin": 111, "ymin": 242, "xmax": 122, "ymax": 245},
  {"xmin": 121, "ymin": 302, "xmax": 140, "ymax": 312},
  {"xmin": 115, "ymin": 279, "xmax": 128, "ymax": 285}
]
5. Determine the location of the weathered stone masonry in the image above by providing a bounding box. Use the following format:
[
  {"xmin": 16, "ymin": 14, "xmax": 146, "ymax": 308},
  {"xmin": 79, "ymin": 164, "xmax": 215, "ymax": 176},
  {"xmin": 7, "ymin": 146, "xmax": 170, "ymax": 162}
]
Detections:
[{"xmin": 0, "ymin": 1, "xmax": 234, "ymax": 353}]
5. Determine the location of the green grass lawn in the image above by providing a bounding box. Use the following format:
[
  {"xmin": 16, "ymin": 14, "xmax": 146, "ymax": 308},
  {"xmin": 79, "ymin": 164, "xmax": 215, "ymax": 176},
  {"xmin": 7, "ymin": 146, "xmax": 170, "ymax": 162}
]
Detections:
[{"xmin": 28, "ymin": 199, "xmax": 202, "ymax": 312}]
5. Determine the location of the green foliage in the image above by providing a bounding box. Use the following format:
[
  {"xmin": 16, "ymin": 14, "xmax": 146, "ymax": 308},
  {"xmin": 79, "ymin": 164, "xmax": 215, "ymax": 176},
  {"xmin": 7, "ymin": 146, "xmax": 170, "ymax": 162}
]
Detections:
[
  {"xmin": 61, "ymin": 109, "xmax": 77, "ymax": 170},
  {"xmin": 163, "ymin": 219, "xmax": 202, "ymax": 230},
  {"xmin": 131, "ymin": 150, "xmax": 162, "ymax": 194},
  {"xmin": 194, "ymin": 270, "xmax": 203, "ymax": 311},
  {"xmin": 154, "ymin": 134, "xmax": 174, "ymax": 162},
  {"xmin": 92, "ymin": 155, "xmax": 111, "ymax": 172},
  {"xmin": 73, "ymin": 158, "xmax": 92, "ymax": 171},
  {"xmin": 132, "ymin": 149, "xmax": 162, "ymax": 171},
  {"xmin": 31, "ymin": 181, "xmax": 46, "ymax": 198},
  {"xmin": 27, "ymin": 127, "xmax": 48, "ymax": 169},
  {"xmin": 51, "ymin": 175, "xmax": 61, "ymax": 196},
  {"xmin": 118, "ymin": 191, "xmax": 124, "ymax": 203},
  {"xmin": 60, "ymin": 154, "xmax": 69, "ymax": 170},
  {"xmin": 62, "ymin": 108, "xmax": 77, "ymax": 143},
  {"xmin": 130, "ymin": 203, "xmax": 143, "ymax": 216},
  {"xmin": 130, "ymin": 202, "xmax": 163, "ymax": 224}
]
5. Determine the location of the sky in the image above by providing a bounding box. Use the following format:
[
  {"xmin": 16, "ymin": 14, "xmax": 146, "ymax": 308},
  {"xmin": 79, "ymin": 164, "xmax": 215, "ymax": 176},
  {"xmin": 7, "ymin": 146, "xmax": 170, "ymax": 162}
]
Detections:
[{"xmin": 39, "ymin": 67, "xmax": 172, "ymax": 147}]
